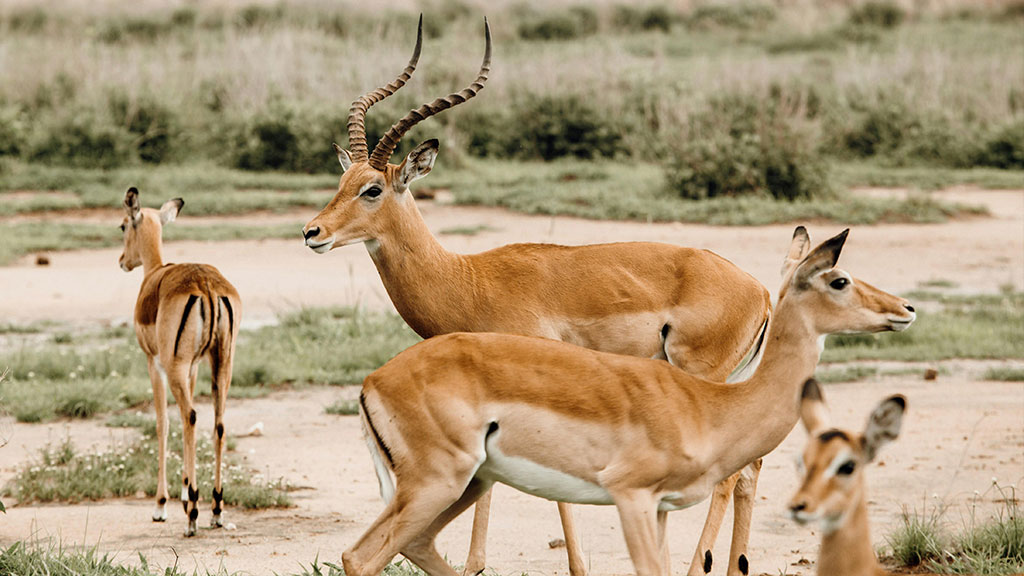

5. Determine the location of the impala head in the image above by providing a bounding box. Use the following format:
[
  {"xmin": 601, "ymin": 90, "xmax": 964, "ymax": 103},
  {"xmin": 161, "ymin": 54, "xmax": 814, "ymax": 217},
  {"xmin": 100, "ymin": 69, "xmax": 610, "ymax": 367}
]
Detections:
[
  {"xmin": 788, "ymin": 379, "xmax": 906, "ymax": 533},
  {"xmin": 778, "ymin": 226, "xmax": 916, "ymax": 335},
  {"xmin": 303, "ymin": 16, "xmax": 491, "ymax": 253},
  {"xmin": 119, "ymin": 187, "xmax": 182, "ymax": 272}
]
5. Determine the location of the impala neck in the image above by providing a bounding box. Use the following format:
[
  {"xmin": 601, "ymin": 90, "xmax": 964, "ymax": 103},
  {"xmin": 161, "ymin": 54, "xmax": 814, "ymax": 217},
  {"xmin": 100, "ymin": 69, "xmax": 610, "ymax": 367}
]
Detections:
[
  {"xmin": 818, "ymin": 485, "xmax": 882, "ymax": 576},
  {"xmin": 140, "ymin": 222, "xmax": 165, "ymax": 276},
  {"xmin": 365, "ymin": 198, "xmax": 471, "ymax": 337},
  {"xmin": 708, "ymin": 297, "xmax": 823, "ymax": 470}
]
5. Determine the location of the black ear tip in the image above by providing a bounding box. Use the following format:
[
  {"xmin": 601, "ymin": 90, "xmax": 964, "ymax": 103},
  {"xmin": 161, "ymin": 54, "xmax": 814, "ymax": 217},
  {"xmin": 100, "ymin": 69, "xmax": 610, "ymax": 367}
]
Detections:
[
  {"xmin": 173, "ymin": 198, "xmax": 185, "ymax": 209},
  {"xmin": 802, "ymin": 378, "xmax": 823, "ymax": 401},
  {"xmin": 127, "ymin": 186, "xmax": 139, "ymax": 195},
  {"xmin": 888, "ymin": 395, "xmax": 907, "ymax": 410},
  {"xmin": 793, "ymin": 225, "xmax": 807, "ymax": 238}
]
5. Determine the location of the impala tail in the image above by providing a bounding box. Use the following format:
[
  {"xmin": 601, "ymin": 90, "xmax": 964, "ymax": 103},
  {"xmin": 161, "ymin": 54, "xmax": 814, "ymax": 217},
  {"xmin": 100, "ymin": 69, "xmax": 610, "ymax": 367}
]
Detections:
[{"xmin": 359, "ymin": 391, "xmax": 396, "ymax": 504}]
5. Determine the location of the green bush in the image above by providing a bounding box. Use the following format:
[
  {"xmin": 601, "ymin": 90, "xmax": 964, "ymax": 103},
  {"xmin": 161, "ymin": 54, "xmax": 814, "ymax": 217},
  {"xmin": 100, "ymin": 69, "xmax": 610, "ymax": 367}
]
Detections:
[
  {"xmin": 465, "ymin": 96, "xmax": 624, "ymax": 161},
  {"xmin": 976, "ymin": 120, "xmax": 1024, "ymax": 169},
  {"xmin": 665, "ymin": 95, "xmax": 829, "ymax": 201},
  {"xmin": 848, "ymin": 1, "xmax": 907, "ymax": 28},
  {"xmin": 0, "ymin": 106, "xmax": 28, "ymax": 156},
  {"xmin": 517, "ymin": 6, "xmax": 599, "ymax": 41},
  {"xmin": 5, "ymin": 7, "xmax": 48, "ymax": 33},
  {"xmin": 611, "ymin": 5, "xmax": 674, "ymax": 32},
  {"xmin": 686, "ymin": 2, "xmax": 776, "ymax": 29},
  {"xmin": 108, "ymin": 93, "xmax": 179, "ymax": 164},
  {"xmin": 25, "ymin": 110, "xmax": 135, "ymax": 169}
]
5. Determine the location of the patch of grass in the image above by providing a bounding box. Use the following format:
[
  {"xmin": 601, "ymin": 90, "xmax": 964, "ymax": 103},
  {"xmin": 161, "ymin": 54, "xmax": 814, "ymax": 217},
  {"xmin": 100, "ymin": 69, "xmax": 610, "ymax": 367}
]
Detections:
[
  {"xmin": 232, "ymin": 307, "xmax": 420, "ymax": 388},
  {"xmin": 919, "ymin": 279, "xmax": 959, "ymax": 289},
  {"xmin": 4, "ymin": 425, "xmax": 289, "ymax": 509},
  {"xmin": 887, "ymin": 502, "xmax": 948, "ymax": 566},
  {"xmin": 833, "ymin": 161, "xmax": 1024, "ymax": 190},
  {"xmin": 105, "ymin": 411, "xmax": 155, "ymax": 429},
  {"xmin": 824, "ymin": 292, "xmax": 1024, "ymax": 362},
  {"xmin": 982, "ymin": 366, "xmax": 1024, "ymax": 382},
  {"xmin": 324, "ymin": 398, "xmax": 359, "ymax": 416},
  {"xmin": 815, "ymin": 365, "xmax": 878, "ymax": 384},
  {"xmin": 0, "ymin": 220, "xmax": 304, "ymax": 265},
  {"xmin": 448, "ymin": 160, "xmax": 986, "ymax": 225},
  {"xmin": 0, "ymin": 540, "xmax": 199, "ymax": 576},
  {"xmin": 439, "ymin": 224, "xmax": 497, "ymax": 236}
]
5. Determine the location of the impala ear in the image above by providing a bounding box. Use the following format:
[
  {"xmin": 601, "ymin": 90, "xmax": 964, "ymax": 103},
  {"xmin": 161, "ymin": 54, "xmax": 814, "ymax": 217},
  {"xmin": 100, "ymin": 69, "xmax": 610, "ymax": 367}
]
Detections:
[
  {"xmin": 862, "ymin": 395, "xmax": 906, "ymax": 462},
  {"xmin": 397, "ymin": 139, "xmax": 439, "ymax": 190},
  {"xmin": 793, "ymin": 229, "xmax": 849, "ymax": 287},
  {"xmin": 799, "ymin": 379, "xmax": 830, "ymax": 434},
  {"xmin": 781, "ymin": 225, "xmax": 811, "ymax": 278},
  {"xmin": 159, "ymin": 198, "xmax": 184, "ymax": 225},
  {"xmin": 124, "ymin": 187, "xmax": 142, "ymax": 227},
  {"xmin": 333, "ymin": 143, "xmax": 353, "ymax": 172}
]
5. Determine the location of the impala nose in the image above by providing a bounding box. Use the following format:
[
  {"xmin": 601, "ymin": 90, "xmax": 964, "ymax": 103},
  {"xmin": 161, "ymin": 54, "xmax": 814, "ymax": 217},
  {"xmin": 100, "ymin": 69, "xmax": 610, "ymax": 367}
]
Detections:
[
  {"xmin": 904, "ymin": 304, "xmax": 915, "ymax": 313},
  {"xmin": 789, "ymin": 501, "xmax": 807, "ymax": 513},
  {"xmin": 304, "ymin": 226, "xmax": 320, "ymax": 241}
]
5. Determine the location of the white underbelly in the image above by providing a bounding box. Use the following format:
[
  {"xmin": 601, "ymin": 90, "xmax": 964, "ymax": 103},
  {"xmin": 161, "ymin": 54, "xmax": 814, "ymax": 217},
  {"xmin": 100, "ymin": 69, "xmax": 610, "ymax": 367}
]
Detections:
[{"xmin": 477, "ymin": 437, "xmax": 613, "ymax": 505}]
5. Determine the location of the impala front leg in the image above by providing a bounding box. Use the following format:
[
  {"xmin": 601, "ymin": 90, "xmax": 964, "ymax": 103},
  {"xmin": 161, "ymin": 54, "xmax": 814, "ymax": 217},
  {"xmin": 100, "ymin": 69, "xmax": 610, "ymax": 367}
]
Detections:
[
  {"xmin": 687, "ymin": 472, "xmax": 740, "ymax": 575},
  {"xmin": 613, "ymin": 490, "xmax": 665, "ymax": 576},
  {"xmin": 558, "ymin": 502, "xmax": 588, "ymax": 576},
  {"xmin": 463, "ymin": 488, "xmax": 492, "ymax": 576},
  {"xmin": 146, "ymin": 356, "xmax": 169, "ymax": 522},
  {"xmin": 726, "ymin": 459, "xmax": 761, "ymax": 576}
]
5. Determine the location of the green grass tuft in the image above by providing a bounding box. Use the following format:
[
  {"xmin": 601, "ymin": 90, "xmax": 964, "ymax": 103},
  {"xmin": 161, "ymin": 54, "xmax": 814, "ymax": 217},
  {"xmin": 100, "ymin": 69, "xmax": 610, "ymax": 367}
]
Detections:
[
  {"xmin": 324, "ymin": 398, "xmax": 359, "ymax": 416},
  {"xmin": 982, "ymin": 366, "xmax": 1024, "ymax": 382}
]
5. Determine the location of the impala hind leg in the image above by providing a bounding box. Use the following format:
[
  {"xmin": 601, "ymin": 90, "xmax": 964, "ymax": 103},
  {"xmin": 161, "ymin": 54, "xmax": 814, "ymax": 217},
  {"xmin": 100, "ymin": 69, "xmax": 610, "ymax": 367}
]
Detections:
[
  {"xmin": 726, "ymin": 459, "xmax": 761, "ymax": 576},
  {"xmin": 687, "ymin": 472, "xmax": 740, "ymax": 575},
  {"xmin": 342, "ymin": 475, "xmax": 477, "ymax": 576},
  {"xmin": 463, "ymin": 488, "xmax": 492, "ymax": 576},
  {"xmin": 613, "ymin": 490, "xmax": 664, "ymax": 576},
  {"xmin": 169, "ymin": 365, "xmax": 199, "ymax": 537},
  {"xmin": 210, "ymin": 351, "xmax": 232, "ymax": 528},
  {"xmin": 146, "ymin": 356, "xmax": 170, "ymax": 522},
  {"xmin": 404, "ymin": 478, "xmax": 493, "ymax": 576}
]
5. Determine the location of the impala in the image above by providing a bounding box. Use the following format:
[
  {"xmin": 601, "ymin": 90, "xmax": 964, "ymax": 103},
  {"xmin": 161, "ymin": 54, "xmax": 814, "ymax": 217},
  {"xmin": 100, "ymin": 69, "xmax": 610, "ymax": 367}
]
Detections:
[
  {"xmin": 119, "ymin": 187, "xmax": 241, "ymax": 537},
  {"xmin": 343, "ymin": 228, "xmax": 915, "ymax": 576},
  {"xmin": 303, "ymin": 17, "xmax": 774, "ymax": 575},
  {"xmin": 789, "ymin": 385, "xmax": 911, "ymax": 576}
]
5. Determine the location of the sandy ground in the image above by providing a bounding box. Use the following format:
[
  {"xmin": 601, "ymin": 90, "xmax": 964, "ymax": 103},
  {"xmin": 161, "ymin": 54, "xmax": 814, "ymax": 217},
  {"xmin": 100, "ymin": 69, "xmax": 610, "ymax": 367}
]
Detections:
[{"xmin": 1, "ymin": 187, "xmax": 1023, "ymax": 575}]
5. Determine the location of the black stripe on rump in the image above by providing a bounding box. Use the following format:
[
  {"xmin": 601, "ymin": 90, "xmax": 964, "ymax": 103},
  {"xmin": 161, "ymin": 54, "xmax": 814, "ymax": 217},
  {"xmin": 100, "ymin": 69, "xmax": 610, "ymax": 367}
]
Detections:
[
  {"xmin": 360, "ymin": 392, "xmax": 394, "ymax": 466},
  {"xmin": 174, "ymin": 295, "xmax": 199, "ymax": 357},
  {"xmin": 220, "ymin": 296, "xmax": 234, "ymax": 338}
]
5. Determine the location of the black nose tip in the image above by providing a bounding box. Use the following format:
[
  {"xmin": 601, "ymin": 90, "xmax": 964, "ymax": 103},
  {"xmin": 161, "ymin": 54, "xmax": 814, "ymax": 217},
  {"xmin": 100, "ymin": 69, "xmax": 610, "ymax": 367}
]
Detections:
[
  {"xmin": 303, "ymin": 227, "xmax": 320, "ymax": 240},
  {"xmin": 904, "ymin": 304, "xmax": 915, "ymax": 313},
  {"xmin": 790, "ymin": 502, "xmax": 807, "ymax": 512}
]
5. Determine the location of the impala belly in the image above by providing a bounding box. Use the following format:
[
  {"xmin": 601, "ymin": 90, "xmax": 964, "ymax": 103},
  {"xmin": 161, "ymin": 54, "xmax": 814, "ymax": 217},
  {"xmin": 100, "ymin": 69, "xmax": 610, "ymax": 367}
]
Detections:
[{"xmin": 477, "ymin": 431, "xmax": 614, "ymax": 505}]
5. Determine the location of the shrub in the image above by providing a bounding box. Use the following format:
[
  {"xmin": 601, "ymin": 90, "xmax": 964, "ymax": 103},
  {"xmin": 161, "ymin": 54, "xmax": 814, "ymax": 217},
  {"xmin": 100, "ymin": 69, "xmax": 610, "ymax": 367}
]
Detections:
[
  {"xmin": 0, "ymin": 106, "xmax": 28, "ymax": 156},
  {"xmin": 665, "ymin": 95, "xmax": 829, "ymax": 201},
  {"xmin": 25, "ymin": 110, "xmax": 135, "ymax": 169},
  {"xmin": 848, "ymin": 1, "xmax": 906, "ymax": 28},
  {"xmin": 611, "ymin": 5, "xmax": 674, "ymax": 32},
  {"xmin": 235, "ymin": 3, "xmax": 286, "ymax": 29},
  {"xmin": 686, "ymin": 2, "xmax": 776, "ymax": 30},
  {"xmin": 6, "ymin": 7, "xmax": 48, "ymax": 33},
  {"xmin": 108, "ymin": 93, "xmax": 179, "ymax": 164},
  {"xmin": 976, "ymin": 120, "xmax": 1024, "ymax": 169},
  {"xmin": 517, "ymin": 6, "xmax": 599, "ymax": 41}
]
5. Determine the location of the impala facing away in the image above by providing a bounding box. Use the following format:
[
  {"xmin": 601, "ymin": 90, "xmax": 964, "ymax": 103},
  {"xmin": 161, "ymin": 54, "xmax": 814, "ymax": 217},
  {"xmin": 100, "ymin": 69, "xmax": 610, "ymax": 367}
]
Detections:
[
  {"xmin": 343, "ymin": 228, "xmax": 915, "ymax": 576},
  {"xmin": 303, "ymin": 17, "xmax": 774, "ymax": 576},
  {"xmin": 790, "ymin": 384, "xmax": 911, "ymax": 576},
  {"xmin": 119, "ymin": 187, "xmax": 241, "ymax": 537}
]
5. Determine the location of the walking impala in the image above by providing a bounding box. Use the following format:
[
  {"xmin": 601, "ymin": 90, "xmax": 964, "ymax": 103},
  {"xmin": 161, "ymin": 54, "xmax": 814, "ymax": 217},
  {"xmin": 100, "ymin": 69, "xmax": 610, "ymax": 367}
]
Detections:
[
  {"xmin": 789, "ymin": 386, "xmax": 913, "ymax": 576},
  {"xmin": 303, "ymin": 17, "xmax": 773, "ymax": 575},
  {"xmin": 342, "ymin": 228, "xmax": 915, "ymax": 576},
  {"xmin": 119, "ymin": 187, "xmax": 241, "ymax": 537}
]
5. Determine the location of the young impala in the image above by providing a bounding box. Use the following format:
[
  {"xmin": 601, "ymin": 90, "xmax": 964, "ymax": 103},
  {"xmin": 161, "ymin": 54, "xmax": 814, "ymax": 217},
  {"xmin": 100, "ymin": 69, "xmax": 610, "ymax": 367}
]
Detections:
[
  {"xmin": 790, "ymin": 385, "xmax": 916, "ymax": 576},
  {"xmin": 119, "ymin": 187, "xmax": 241, "ymax": 537},
  {"xmin": 343, "ymin": 228, "xmax": 915, "ymax": 576},
  {"xmin": 304, "ymin": 17, "xmax": 773, "ymax": 575}
]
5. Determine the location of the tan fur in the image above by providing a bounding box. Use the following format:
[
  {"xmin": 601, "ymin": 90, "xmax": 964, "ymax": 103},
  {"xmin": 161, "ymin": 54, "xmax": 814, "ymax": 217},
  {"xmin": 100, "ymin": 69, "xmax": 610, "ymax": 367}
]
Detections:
[
  {"xmin": 304, "ymin": 145, "xmax": 775, "ymax": 574},
  {"xmin": 789, "ymin": 392, "xmax": 921, "ymax": 576},
  {"xmin": 120, "ymin": 188, "xmax": 241, "ymax": 536},
  {"xmin": 343, "ymin": 229, "xmax": 916, "ymax": 576}
]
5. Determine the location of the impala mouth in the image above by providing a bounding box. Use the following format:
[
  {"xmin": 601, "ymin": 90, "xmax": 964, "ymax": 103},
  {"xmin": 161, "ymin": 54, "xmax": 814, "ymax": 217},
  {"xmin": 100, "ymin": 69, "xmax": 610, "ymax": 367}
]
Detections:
[
  {"xmin": 305, "ymin": 238, "xmax": 334, "ymax": 254},
  {"xmin": 888, "ymin": 317, "xmax": 914, "ymax": 332}
]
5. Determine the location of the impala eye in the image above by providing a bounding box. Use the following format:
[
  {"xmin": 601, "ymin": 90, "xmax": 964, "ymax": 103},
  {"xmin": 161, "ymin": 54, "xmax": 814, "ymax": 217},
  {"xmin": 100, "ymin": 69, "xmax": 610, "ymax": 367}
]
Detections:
[
  {"xmin": 119, "ymin": 223, "xmax": 126, "ymax": 232},
  {"xmin": 836, "ymin": 460, "xmax": 856, "ymax": 476},
  {"xmin": 360, "ymin": 186, "xmax": 383, "ymax": 199},
  {"xmin": 830, "ymin": 278, "xmax": 849, "ymax": 290}
]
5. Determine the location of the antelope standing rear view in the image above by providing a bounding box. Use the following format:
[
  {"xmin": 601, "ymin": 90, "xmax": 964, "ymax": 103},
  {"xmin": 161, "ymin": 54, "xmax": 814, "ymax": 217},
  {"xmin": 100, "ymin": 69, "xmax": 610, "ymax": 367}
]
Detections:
[
  {"xmin": 119, "ymin": 187, "xmax": 241, "ymax": 537},
  {"xmin": 343, "ymin": 227, "xmax": 915, "ymax": 576},
  {"xmin": 302, "ymin": 17, "xmax": 776, "ymax": 575}
]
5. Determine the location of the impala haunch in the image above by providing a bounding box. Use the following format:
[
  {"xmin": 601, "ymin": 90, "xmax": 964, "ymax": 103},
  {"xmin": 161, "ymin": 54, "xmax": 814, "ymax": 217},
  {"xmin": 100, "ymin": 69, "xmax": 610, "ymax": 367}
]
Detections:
[
  {"xmin": 790, "ymin": 384, "xmax": 915, "ymax": 576},
  {"xmin": 343, "ymin": 228, "xmax": 914, "ymax": 576},
  {"xmin": 119, "ymin": 187, "xmax": 241, "ymax": 537}
]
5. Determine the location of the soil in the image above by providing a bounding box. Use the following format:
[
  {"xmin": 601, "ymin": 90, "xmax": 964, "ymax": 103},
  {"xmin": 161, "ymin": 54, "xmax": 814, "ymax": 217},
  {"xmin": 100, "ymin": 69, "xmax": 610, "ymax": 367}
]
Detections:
[{"xmin": 1, "ymin": 187, "xmax": 1022, "ymax": 575}]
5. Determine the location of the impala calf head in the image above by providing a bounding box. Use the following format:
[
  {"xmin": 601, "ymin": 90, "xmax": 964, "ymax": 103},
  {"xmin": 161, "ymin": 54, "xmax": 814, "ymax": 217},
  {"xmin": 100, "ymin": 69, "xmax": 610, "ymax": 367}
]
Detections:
[
  {"xmin": 779, "ymin": 227, "xmax": 916, "ymax": 335},
  {"xmin": 303, "ymin": 16, "xmax": 491, "ymax": 253},
  {"xmin": 789, "ymin": 379, "xmax": 906, "ymax": 533},
  {"xmin": 119, "ymin": 187, "xmax": 182, "ymax": 272}
]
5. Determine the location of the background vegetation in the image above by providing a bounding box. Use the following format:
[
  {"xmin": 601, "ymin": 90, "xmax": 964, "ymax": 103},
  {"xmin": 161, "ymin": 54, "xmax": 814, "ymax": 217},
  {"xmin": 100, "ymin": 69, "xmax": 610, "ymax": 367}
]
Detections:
[{"xmin": 0, "ymin": 0, "xmax": 1021, "ymax": 213}]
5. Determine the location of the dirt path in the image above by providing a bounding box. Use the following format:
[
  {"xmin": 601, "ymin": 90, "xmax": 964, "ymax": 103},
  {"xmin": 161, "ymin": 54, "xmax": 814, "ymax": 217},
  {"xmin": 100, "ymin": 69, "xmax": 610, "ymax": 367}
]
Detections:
[{"xmin": 1, "ymin": 188, "xmax": 1023, "ymax": 574}]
